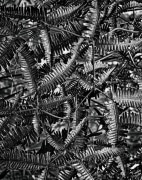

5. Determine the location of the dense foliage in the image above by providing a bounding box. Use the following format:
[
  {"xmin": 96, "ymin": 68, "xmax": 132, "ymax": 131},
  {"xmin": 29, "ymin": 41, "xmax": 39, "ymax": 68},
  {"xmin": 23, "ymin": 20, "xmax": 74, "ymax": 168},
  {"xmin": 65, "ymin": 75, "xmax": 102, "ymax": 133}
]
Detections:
[{"xmin": 1, "ymin": 0, "xmax": 142, "ymax": 179}]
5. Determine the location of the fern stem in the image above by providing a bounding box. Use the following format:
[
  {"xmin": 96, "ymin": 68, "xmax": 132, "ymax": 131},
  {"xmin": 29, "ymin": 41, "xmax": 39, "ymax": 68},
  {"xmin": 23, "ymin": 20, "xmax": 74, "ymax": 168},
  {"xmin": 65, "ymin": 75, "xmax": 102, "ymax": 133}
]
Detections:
[
  {"xmin": 128, "ymin": 51, "xmax": 141, "ymax": 69},
  {"xmin": 41, "ymin": 109, "xmax": 67, "ymax": 120},
  {"xmin": 95, "ymin": 87, "xmax": 115, "ymax": 103},
  {"xmin": 76, "ymin": 89, "xmax": 93, "ymax": 111},
  {"xmin": 119, "ymin": 16, "xmax": 142, "ymax": 31},
  {"xmin": 105, "ymin": 28, "xmax": 139, "ymax": 36},
  {"xmin": 95, "ymin": 53, "xmax": 114, "ymax": 62},
  {"xmin": 41, "ymin": 20, "xmax": 84, "ymax": 38}
]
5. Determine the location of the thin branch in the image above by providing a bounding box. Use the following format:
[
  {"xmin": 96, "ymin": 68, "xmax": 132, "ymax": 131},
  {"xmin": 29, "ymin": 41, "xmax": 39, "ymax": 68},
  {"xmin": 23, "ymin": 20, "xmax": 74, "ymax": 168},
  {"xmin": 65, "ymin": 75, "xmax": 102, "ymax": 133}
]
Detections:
[
  {"xmin": 94, "ymin": 87, "xmax": 115, "ymax": 103},
  {"xmin": 41, "ymin": 109, "xmax": 67, "ymax": 120},
  {"xmin": 40, "ymin": 20, "xmax": 84, "ymax": 38},
  {"xmin": 76, "ymin": 89, "xmax": 93, "ymax": 111},
  {"xmin": 104, "ymin": 28, "xmax": 139, "ymax": 37},
  {"xmin": 119, "ymin": 16, "xmax": 142, "ymax": 31}
]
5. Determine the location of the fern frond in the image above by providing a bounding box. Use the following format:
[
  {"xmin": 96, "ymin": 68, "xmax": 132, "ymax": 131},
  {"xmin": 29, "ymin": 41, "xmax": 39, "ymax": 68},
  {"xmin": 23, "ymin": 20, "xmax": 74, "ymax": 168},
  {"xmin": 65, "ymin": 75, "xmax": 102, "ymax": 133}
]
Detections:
[
  {"xmin": 50, "ymin": 20, "xmax": 84, "ymax": 55},
  {"xmin": 107, "ymin": 1, "xmax": 117, "ymax": 18},
  {"xmin": 36, "ymin": 168, "xmax": 48, "ymax": 180},
  {"xmin": 46, "ymin": 4, "xmax": 82, "ymax": 25},
  {"xmin": 74, "ymin": 72, "xmax": 93, "ymax": 91},
  {"xmin": 0, "ymin": 149, "xmax": 50, "ymax": 170},
  {"xmin": 45, "ymin": 132, "xmax": 63, "ymax": 150},
  {"xmin": 96, "ymin": 35, "xmax": 138, "ymax": 56},
  {"xmin": 0, "ymin": 125, "xmax": 33, "ymax": 153},
  {"xmin": 94, "ymin": 60, "xmax": 108, "ymax": 70},
  {"xmin": 0, "ymin": 16, "xmax": 22, "ymax": 36},
  {"xmin": 40, "ymin": 29, "xmax": 51, "ymax": 66},
  {"xmin": 34, "ymin": 0, "xmax": 57, "ymax": 8},
  {"xmin": 64, "ymin": 117, "xmax": 87, "ymax": 147},
  {"xmin": 96, "ymin": 67, "xmax": 115, "ymax": 86},
  {"xmin": 0, "ymin": 98, "xmax": 14, "ymax": 116},
  {"xmin": 0, "ymin": 115, "xmax": 22, "ymax": 136},
  {"xmin": 32, "ymin": 113, "xmax": 40, "ymax": 135},
  {"xmin": 0, "ymin": 37, "xmax": 25, "ymax": 72},
  {"xmin": 38, "ymin": 38, "xmax": 84, "ymax": 94},
  {"xmin": 116, "ymin": 156, "xmax": 126, "ymax": 177},
  {"xmin": 112, "ymin": 88, "xmax": 142, "ymax": 108},
  {"xmin": 0, "ymin": 6, "xmax": 47, "ymax": 22},
  {"xmin": 83, "ymin": 0, "xmax": 99, "ymax": 38},
  {"xmin": 71, "ymin": 161, "xmax": 94, "ymax": 180},
  {"xmin": 51, "ymin": 151, "xmax": 76, "ymax": 167},
  {"xmin": 106, "ymin": 101, "xmax": 119, "ymax": 146},
  {"xmin": 79, "ymin": 147, "xmax": 121, "ymax": 162},
  {"xmin": 18, "ymin": 45, "xmax": 37, "ymax": 93},
  {"xmin": 39, "ymin": 94, "xmax": 72, "ymax": 111},
  {"xmin": 119, "ymin": 110, "xmax": 142, "ymax": 127},
  {"xmin": 58, "ymin": 169, "xmax": 75, "ymax": 180},
  {"xmin": 117, "ymin": 1, "xmax": 142, "ymax": 15}
]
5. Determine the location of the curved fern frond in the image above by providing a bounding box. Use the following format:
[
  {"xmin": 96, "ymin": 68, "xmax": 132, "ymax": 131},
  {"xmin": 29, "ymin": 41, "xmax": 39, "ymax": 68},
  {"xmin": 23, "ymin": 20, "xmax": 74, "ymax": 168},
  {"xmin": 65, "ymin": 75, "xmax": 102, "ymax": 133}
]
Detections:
[
  {"xmin": 119, "ymin": 110, "xmax": 142, "ymax": 127},
  {"xmin": 71, "ymin": 161, "xmax": 94, "ymax": 180},
  {"xmin": 0, "ymin": 149, "xmax": 50, "ymax": 170},
  {"xmin": 38, "ymin": 38, "xmax": 84, "ymax": 94},
  {"xmin": 46, "ymin": 4, "xmax": 82, "ymax": 25},
  {"xmin": 117, "ymin": 1, "xmax": 142, "ymax": 15},
  {"xmin": 34, "ymin": 0, "xmax": 57, "ymax": 8}
]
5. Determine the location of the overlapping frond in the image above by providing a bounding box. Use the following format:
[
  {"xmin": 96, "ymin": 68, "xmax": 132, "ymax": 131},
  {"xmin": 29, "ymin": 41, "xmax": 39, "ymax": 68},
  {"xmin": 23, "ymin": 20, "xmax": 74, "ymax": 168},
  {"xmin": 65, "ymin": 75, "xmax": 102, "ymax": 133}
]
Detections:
[{"xmin": 38, "ymin": 38, "xmax": 84, "ymax": 94}]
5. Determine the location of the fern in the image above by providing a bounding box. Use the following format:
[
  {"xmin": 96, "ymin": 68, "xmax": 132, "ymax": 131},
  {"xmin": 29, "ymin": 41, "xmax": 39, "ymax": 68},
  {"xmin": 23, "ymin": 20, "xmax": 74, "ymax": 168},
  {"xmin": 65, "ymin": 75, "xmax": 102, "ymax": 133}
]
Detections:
[
  {"xmin": 64, "ymin": 117, "xmax": 87, "ymax": 147},
  {"xmin": 18, "ymin": 44, "xmax": 37, "ymax": 93},
  {"xmin": 71, "ymin": 161, "xmax": 94, "ymax": 180},
  {"xmin": 0, "ymin": 149, "xmax": 50, "ymax": 170},
  {"xmin": 38, "ymin": 38, "xmax": 84, "ymax": 94},
  {"xmin": 106, "ymin": 101, "xmax": 119, "ymax": 146},
  {"xmin": 40, "ymin": 29, "xmax": 51, "ymax": 66},
  {"xmin": 46, "ymin": 4, "xmax": 82, "ymax": 25},
  {"xmin": 112, "ymin": 88, "xmax": 142, "ymax": 108},
  {"xmin": 119, "ymin": 110, "xmax": 142, "ymax": 127},
  {"xmin": 83, "ymin": 0, "xmax": 99, "ymax": 38},
  {"xmin": 79, "ymin": 147, "xmax": 121, "ymax": 162}
]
